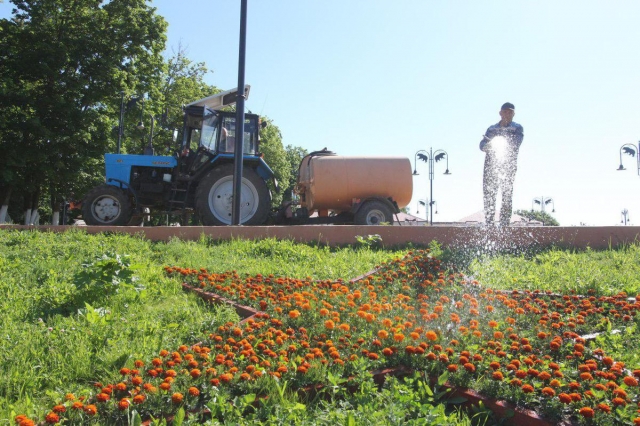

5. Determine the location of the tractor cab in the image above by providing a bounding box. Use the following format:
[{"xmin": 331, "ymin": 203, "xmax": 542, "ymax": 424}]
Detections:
[{"xmin": 178, "ymin": 86, "xmax": 261, "ymax": 175}]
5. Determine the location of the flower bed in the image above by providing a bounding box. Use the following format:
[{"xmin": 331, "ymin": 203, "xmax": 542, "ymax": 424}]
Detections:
[{"xmin": 14, "ymin": 249, "xmax": 640, "ymax": 425}]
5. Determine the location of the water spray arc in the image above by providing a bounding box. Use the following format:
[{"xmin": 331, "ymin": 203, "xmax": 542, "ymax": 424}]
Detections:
[
  {"xmin": 413, "ymin": 148, "xmax": 450, "ymax": 225},
  {"xmin": 617, "ymin": 141, "xmax": 640, "ymax": 176}
]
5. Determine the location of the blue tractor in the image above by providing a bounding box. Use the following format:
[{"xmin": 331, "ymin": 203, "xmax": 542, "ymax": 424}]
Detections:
[{"xmin": 82, "ymin": 86, "xmax": 276, "ymax": 226}]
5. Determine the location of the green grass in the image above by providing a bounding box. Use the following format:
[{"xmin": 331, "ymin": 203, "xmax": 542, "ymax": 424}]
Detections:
[
  {"xmin": 463, "ymin": 244, "xmax": 640, "ymax": 296},
  {"xmin": 0, "ymin": 229, "xmax": 404, "ymax": 422},
  {"xmin": 3, "ymin": 229, "xmax": 640, "ymax": 425}
]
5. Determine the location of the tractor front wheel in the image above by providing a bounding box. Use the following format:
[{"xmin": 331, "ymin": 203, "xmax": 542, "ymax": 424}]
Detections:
[
  {"xmin": 195, "ymin": 164, "xmax": 271, "ymax": 226},
  {"xmin": 82, "ymin": 185, "xmax": 133, "ymax": 226}
]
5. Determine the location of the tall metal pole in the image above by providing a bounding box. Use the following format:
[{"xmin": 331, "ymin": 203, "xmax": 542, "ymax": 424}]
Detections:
[
  {"xmin": 232, "ymin": 0, "xmax": 248, "ymax": 225},
  {"xmin": 117, "ymin": 92, "xmax": 125, "ymax": 154},
  {"xmin": 429, "ymin": 147, "xmax": 434, "ymax": 225}
]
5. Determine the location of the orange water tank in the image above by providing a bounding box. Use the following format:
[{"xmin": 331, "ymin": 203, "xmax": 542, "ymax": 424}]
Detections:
[{"xmin": 296, "ymin": 154, "xmax": 413, "ymax": 213}]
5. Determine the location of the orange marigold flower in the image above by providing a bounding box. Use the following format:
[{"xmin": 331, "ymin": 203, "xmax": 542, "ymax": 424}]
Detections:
[
  {"xmin": 597, "ymin": 403, "xmax": 611, "ymax": 413},
  {"xmin": 492, "ymin": 371, "xmax": 504, "ymax": 381},
  {"xmin": 425, "ymin": 331, "xmax": 438, "ymax": 341},
  {"xmin": 72, "ymin": 401, "xmax": 84, "ymax": 410},
  {"xmin": 378, "ymin": 330, "xmax": 389, "ymax": 339},
  {"xmin": 45, "ymin": 412, "xmax": 60, "ymax": 424},
  {"xmin": 368, "ymin": 352, "xmax": 380, "ymax": 360},
  {"xmin": 65, "ymin": 393, "xmax": 76, "ymax": 401},
  {"xmin": 393, "ymin": 333, "xmax": 405, "ymax": 342},
  {"xmin": 133, "ymin": 394, "xmax": 146, "ymax": 404},
  {"xmin": 579, "ymin": 372, "xmax": 593, "ymax": 381},
  {"xmin": 488, "ymin": 320, "xmax": 498, "ymax": 328},
  {"xmin": 558, "ymin": 393, "xmax": 572, "ymax": 404},
  {"xmin": 464, "ymin": 363, "xmax": 476, "ymax": 373},
  {"xmin": 118, "ymin": 398, "xmax": 130, "ymax": 411},
  {"xmin": 579, "ymin": 405, "xmax": 596, "ymax": 418},
  {"xmin": 612, "ymin": 397, "xmax": 626, "ymax": 406},
  {"xmin": 84, "ymin": 405, "xmax": 98, "ymax": 416},
  {"xmin": 448, "ymin": 364, "xmax": 458, "ymax": 372},
  {"xmin": 52, "ymin": 405, "xmax": 66, "ymax": 414},
  {"xmin": 325, "ymin": 320, "xmax": 335, "ymax": 330},
  {"xmin": 171, "ymin": 393, "xmax": 184, "ymax": 404},
  {"xmin": 96, "ymin": 393, "xmax": 110, "ymax": 402},
  {"xmin": 382, "ymin": 347, "xmax": 394, "ymax": 356},
  {"xmin": 624, "ymin": 376, "xmax": 639, "ymax": 387},
  {"xmin": 289, "ymin": 310, "xmax": 301, "ymax": 319},
  {"xmin": 542, "ymin": 386, "xmax": 556, "ymax": 397},
  {"xmin": 521, "ymin": 384, "xmax": 534, "ymax": 393},
  {"xmin": 188, "ymin": 386, "xmax": 200, "ymax": 396}
]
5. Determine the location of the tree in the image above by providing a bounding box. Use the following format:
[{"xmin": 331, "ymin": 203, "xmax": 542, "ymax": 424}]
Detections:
[
  {"xmin": 258, "ymin": 118, "xmax": 291, "ymax": 209},
  {"xmin": 0, "ymin": 0, "xmax": 167, "ymax": 224},
  {"xmin": 283, "ymin": 145, "xmax": 308, "ymax": 201},
  {"xmin": 514, "ymin": 209, "xmax": 560, "ymax": 226}
]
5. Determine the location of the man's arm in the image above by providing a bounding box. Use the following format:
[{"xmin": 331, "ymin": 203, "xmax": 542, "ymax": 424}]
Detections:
[{"xmin": 479, "ymin": 126, "xmax": 496, "ymax": 151}]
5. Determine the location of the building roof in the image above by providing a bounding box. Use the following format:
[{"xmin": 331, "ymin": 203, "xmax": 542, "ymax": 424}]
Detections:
[{"xmin": 457, "ymin": 211, "xmax": 543, "ymax": 226}]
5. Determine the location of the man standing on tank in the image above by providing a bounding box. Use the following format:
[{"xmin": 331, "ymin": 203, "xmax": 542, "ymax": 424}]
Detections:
[{"xmin": 479, "ymin": 102, "xmax": 524, "ymax": 227}]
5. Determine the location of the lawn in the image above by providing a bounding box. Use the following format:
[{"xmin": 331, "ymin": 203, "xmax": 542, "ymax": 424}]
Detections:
[{"xmin": 2, "ymin": 229, "xmax": 640, "ymax": 426}]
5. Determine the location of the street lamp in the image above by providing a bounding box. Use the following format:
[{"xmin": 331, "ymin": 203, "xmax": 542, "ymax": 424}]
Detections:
[
  {"xmin": 413, "ymin": 148, "xmax": 450, "ymax": 225},
  {"xmin": 532, "ymin": 196, "xmax": 555, "ymax": 213},
  {"xmin": 621, "ymin": 209, "xmax": 630, "ymax": 225},
  {"xmin": 416, "ymin": 199, "xmax": 437, "ymax": 221},
  {"xmin": 617, "ymin": 142, "xmax": 640, "ymax": 175}
]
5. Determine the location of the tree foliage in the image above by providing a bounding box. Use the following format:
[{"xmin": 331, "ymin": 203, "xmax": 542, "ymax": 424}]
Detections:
[
  {"xmin": 0, "ymin": 0, "xmax": 167, "ymax": 221},
  {"xmin": 259, "ymin": 118, "xmax": 291, "ymax": 208},
  {"xmin": 514, "ymin": 209, "xmax": 560, "ymax": 226}
]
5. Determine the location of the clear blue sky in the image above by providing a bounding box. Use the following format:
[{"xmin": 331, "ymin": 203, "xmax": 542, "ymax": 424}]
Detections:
[{"xmin": 3, "ymin": 1, "xmax": 640, "ymax": 226}]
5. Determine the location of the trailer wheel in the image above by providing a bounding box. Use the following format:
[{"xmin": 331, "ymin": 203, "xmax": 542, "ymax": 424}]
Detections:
[
  {"xmin": 196, "ymin": 164, "xmax": 271, "ymax": 225},
  {"xmin": 82, "ymin": 185, "xmax": 133, "ymax": 226},
  {"xmin": 355, "ymin": 200, "xmax": 394, "ymax": 225}
]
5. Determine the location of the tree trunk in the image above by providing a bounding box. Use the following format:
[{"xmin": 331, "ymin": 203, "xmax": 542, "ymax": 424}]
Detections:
[
  {"xmin": 30, "ymin": 190, "xmax": 40, "ymax": 225},
  {"xmin": 0, "ymin": 186, "xmax": 11, "ymax": 224},
  {"xmin": 51, "ymin": 188, "xmax": 61, "ymax": 225}
]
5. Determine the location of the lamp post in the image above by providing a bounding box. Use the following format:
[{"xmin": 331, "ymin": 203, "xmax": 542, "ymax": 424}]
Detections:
[
  {"xmin": 232, "ymin": 0, "xmax": 249, "ymax": 225},
  {"xmin": 532, "ymin": 197, "xmax": 555, "ymax": 226},
  {"xmin": 617, "ymin": 142, "xmax": 640, "ymax": 175},
  {"xmin": 532, "ymin": 196, "xmax": 555, "ymax": 213},
  {"xmin": 416, "ymin": 199, "xmax": 437, "ymax": 221},
  {"xmin": 621, "ymin": 209, "xmax": 630, "ymax": 226},
  {"xmin": 413, "ymin": 148, "xmax": 450, "ymax": 225}
]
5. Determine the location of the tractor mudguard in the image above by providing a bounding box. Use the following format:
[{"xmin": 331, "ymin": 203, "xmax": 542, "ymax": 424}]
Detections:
[{"xmin": 209, "ymin": 154, "xmax": 278, "ymax": 192}]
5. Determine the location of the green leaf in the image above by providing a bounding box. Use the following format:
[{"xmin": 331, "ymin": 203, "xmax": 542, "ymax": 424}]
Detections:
[
  {"xmin": 437, "ymin": 371, "xmax": 449, "ymax": 386},
  {"xmin": 173, "ymin": 407, "xmax": 185, "ymax": 426}
]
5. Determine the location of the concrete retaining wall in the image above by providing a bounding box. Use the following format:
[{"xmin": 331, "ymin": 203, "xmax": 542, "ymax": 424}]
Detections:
[{"xmin": 1, "ymin": 225, "xmax": 639, "ymax": 250}]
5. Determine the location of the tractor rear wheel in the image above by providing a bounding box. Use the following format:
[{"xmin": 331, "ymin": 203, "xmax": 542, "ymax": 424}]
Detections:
[
  {"xmin": 82, "ymin": 185, "xmax": 133, "ymax": 226},
  {"xmin": 195, "ymin": 164, "xmax": 271, "ymax": 226},
  {"xmin": 354, "ymin": 200, "xmax": 394, "ymax": 225}
]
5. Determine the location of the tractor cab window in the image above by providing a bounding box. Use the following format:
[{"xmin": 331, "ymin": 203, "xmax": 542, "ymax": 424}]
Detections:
[
  {"xmin": 200, "ymin": 110, "xmax": 219, "ymax": 151},
  {"xmin": 218, "ymin": 116, "xmax": 258, "ymax": 155}
]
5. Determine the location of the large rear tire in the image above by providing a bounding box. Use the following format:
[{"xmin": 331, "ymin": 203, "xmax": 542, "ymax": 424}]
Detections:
[
  {"xmin": 354, "ymin": 200, "xmax": 394, "ymax": 225},
  {"xmin": 82, "ymin": 185, "xmax": 133, "ymax": 226},
  {"xmin": 195, "ymin": 164, "xmax": 271, "ymax": 226}
]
